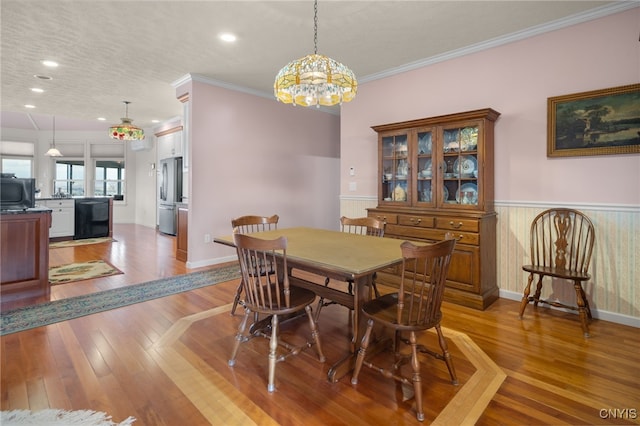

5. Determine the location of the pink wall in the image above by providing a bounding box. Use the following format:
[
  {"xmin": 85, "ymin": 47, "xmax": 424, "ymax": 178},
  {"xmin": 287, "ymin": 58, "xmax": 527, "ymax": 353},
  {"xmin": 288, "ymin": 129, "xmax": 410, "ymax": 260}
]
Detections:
[
  {"xmin": 183, "ymin": 79, "xmax": 341, "ymax": 265},
  {"xmin": 341, "ymin": 8, "xmax": 640, "ymax": 205}
]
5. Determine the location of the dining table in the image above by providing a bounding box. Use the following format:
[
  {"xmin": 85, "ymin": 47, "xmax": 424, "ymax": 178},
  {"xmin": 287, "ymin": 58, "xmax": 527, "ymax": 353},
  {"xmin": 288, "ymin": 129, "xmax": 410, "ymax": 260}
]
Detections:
[{"xmin": 214, "ymin": 226, "xmax": 408, "ymax": 382}]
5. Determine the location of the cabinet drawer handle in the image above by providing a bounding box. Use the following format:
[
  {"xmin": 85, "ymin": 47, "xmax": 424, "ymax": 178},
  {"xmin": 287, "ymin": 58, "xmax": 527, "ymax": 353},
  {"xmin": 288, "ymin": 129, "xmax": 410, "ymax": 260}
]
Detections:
[
  {"xmin": 449, "ymin": 221, "xmax": 463, "ymax": 229},
  {"xmin": 454, "ymin": 234, "xmax": 464, "ymax": 241},
  {"xmin": 410, "ymin": 218, "xmax": 421, "ymax": 224}
]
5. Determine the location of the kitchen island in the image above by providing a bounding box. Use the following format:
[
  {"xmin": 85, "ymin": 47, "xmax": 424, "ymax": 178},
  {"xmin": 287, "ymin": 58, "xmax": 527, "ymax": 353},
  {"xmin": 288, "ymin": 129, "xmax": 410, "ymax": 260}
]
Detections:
[{"xmin": 0, "ymin": 208, "xmax": 51, "ymax": 301}]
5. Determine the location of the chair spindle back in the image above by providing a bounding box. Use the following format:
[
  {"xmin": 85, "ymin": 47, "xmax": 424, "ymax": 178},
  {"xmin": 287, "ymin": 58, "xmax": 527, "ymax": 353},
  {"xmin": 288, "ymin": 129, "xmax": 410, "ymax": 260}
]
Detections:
[
  {"xmin": 232, "ymin": 214, "xmax": 279, "ymax": 235},
  {"xmin": 340, "ymin": 216, "xmax": 385, "ymax": 237},
  {"xmin": 529, "ymin": 209, "xmax": 594, "ymax": 275},
  {"xmin": 233, "ymin": 233, "xmax": 289, "ymax": 312},
  {"xmin": 398, "ymin": 238, "xmax": 456, "ymax": 327}
]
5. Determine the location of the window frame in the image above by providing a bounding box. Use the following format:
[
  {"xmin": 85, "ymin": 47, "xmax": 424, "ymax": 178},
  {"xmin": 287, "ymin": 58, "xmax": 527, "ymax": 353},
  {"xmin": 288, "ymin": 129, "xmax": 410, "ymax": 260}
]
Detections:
[
  {"xmin": 53, "ymin": 158, "xmax": 85, "ymax": 197},
  {"xmin": 1, "ymin": 155, "xmax": 34, "ymax": 178},
  {"xmin": 94, "ymin": 158, "xmax": 126, "ymax": 198}
]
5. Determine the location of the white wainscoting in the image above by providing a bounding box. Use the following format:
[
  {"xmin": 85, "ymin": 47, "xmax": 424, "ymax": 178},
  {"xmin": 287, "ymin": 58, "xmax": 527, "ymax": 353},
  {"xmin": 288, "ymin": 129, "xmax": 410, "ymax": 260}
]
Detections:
[{"xmin": 340, "ymin": 196, "xmax": 640, "ymax": 327}]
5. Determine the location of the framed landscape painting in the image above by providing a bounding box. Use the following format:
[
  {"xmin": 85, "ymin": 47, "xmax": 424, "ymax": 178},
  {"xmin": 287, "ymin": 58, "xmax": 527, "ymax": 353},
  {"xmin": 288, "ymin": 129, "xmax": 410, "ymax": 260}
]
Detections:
[{"xmin": 547, "ymin": 83, "xmax": 640, "ymax": 157}]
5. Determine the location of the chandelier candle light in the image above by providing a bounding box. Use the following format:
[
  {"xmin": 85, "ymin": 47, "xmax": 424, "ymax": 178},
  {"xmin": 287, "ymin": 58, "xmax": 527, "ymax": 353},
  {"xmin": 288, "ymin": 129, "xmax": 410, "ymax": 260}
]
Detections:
[
  {"xmin": 45, "ymin": 116, "xmax": 62, "ymax": 157},
  {"xmin": 274, "ymin": 0, "xmax": 357, "ymax": 107},
  {"xmin": 109, "ymin": 101, "xmax": 144, "ymax": 140}
]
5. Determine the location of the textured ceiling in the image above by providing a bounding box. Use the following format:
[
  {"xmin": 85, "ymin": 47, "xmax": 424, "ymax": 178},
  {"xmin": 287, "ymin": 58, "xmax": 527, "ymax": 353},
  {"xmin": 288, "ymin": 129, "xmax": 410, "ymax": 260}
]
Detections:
[{"xmin": 0, "ymin": 0, "xmax": 630, "ymax": 131}]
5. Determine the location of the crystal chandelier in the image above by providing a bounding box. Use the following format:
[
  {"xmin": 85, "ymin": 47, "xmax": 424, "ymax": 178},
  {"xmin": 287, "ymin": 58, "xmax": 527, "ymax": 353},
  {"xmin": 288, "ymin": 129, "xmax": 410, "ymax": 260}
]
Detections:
[
  {"xmin": 45, "ymin": 116, "xmax": 62, "ymax": 157},
  {"xmin": 274, "ymin": 0, "xmax": 357, "ymax": 107},
  {"xmin": 109, "ymin": 101, "xmax": 144, "ymax": 140}
]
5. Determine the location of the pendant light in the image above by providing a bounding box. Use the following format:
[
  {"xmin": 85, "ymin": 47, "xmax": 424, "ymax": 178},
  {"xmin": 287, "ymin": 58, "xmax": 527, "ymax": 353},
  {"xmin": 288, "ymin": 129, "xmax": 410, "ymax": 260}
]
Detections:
[
  {"xmin": 45, "ymin": 116, "xmax": 62, "ymax": 157},
  {"xmin": 109, "ymin": 101, "xmax": 145, "ymax": 140},
  {"xmin": 274, "ymin": 0, "xmax": 357, "ymax": 107}
]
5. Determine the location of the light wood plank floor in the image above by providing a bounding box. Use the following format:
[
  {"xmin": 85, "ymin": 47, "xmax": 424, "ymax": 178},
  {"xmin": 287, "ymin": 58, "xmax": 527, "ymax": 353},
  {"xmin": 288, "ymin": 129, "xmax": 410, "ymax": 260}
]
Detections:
[{"xmin": 2, "ymin": 224, "xmax": 639, "ymax": 425}]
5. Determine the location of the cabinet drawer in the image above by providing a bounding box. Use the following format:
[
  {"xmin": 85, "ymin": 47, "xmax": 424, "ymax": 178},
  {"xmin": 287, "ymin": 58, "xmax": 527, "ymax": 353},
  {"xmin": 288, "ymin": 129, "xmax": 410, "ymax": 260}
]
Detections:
[
  {"xmin": 386, "ymin": 225, "xmax": 479, "ymax": 245},
  {"xmin": 369, "ymin": 212, "xmax": 398, "ymax": 225},
  {"xmin": 44, "ymin": 199, "xmax": 74, "ymax": 208},
  {"xmin": 398, "ymin": 215, "xmax": 435, "ymax": 228},
  {"xmin": 436, "ymin": 217, "xmax": 479, "ymax": 232}
]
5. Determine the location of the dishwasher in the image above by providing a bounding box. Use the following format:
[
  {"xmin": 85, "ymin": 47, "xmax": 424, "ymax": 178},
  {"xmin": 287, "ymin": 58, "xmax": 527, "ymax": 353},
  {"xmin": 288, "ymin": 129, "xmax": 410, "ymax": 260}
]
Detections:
[{"xmin": 74, "ymin": 198, "xmax": 110, "ymax": 239}]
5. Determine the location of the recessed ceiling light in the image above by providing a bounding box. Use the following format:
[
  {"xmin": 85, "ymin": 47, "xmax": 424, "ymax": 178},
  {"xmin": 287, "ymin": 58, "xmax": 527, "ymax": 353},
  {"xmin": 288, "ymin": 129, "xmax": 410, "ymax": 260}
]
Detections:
[
  {"xmin": 30, "ymin": 88, "xmax": 44, "ymax": 93},
  {"xmin": 219, "ymin": 32, "xmax": 237, "ymax": 42},
  {"xmin": 24, "ymin": 104, "xmax": 36, "ymax": 109},
  {"xmin": 97, "ymin": 117, "xmax": 106, "ymax": 121},
  {"xmin": 34, "ymin": 74, "xmax": 52, "ymax": 80},
  {"xmin": 41, "ymin": 60, "xmax": 59, "ymax": 68},
  {"xmin": 151, "ymin": 120, "xmax": 160, "ymax": 123}
]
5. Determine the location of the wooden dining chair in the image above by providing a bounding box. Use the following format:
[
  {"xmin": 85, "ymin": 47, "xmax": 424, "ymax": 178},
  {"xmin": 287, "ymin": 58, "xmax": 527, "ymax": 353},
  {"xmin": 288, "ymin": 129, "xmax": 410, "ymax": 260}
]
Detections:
[
  {"xmin": 351, "ymin": 238, "xmax": 458, "ymax": 422},
  {"xmin": 228, "ymin": 233, "xmax": 325, "ymax": 392},
  {"xmin": 315, "ymin": 216, "xmax": 386, "ymax": 323},
  {"xmin": 230, "ymin": 214, "xmax": 279, "ymax": 315},
  {"xmin": 518, "ymin": 208, "xmax": 595, "ymax": 337}
]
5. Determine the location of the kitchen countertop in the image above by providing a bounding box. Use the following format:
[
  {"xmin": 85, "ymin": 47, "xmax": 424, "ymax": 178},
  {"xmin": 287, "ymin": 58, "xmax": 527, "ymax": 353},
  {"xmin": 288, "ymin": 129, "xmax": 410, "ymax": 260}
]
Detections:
[
  {"xmin": 1, "ymin": 207, "xmax": 52, "ymax": 215},
  {"xmin": 38, "ymin": 196, "xmax": 113, "ymax": 201}
]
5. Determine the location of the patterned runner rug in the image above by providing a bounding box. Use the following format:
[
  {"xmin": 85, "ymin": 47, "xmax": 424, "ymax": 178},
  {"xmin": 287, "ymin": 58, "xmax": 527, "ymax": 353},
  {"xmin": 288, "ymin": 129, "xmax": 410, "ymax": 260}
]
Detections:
[
  {"xmin": 1, "ymin": 264, "xmax": 240, "ymax": 336},
  {"xmin": 1, "ymin": 409, "xmax": 135, "ymax": 425},
  {"xmin": 50, "ymin": 237, "xmax": 115, "ymax": 249},
  {"xmin": 49, "ymin": 260, "xmax": 123, "ymax": 285}
]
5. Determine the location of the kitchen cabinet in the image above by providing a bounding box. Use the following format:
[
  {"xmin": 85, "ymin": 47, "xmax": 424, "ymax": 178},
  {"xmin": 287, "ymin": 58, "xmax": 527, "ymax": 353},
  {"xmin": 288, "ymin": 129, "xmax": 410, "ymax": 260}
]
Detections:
[
  {"xmin": 176, "ymin": 203, "xmax": 188, "ymax": 262},
  {"xmin": 41, "ymin": 199, "xmax": 75, "ymax": 238},
  {"xmin": 156, "ymin": 126, "xmax": 183, "ymax": 160},
  {"xmin": 368, "ymin": 108, "xmax": 500, "ymax": 310},
  {"xmin": 0, "ymin": 209, "xmax": 51, "ymax": 301}
]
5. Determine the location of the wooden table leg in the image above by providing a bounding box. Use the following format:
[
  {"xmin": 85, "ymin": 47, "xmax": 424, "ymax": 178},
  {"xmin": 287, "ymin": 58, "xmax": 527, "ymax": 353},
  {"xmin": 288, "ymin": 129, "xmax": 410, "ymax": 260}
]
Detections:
[{"xmin": 327, "ymin": 274, "xmax": 373, "ymax": 383}]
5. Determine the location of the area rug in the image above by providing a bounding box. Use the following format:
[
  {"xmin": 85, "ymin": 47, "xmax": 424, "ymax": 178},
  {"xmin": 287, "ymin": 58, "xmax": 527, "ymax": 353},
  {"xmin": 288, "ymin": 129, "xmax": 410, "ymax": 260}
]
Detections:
[
  {"xmin": 1, "ymin": 409, "xmax": 135, "ymax": 425},
  {"xmin": 49, "ymin": 237, "xmax": 116, "ymax": 249},
  {"xmin": 1, "ymin": 264, "xmax": 240, "ymax": 336},
  {"xmin": 49, "ymin": 260, "xmax": 123, "ymax": 285}
]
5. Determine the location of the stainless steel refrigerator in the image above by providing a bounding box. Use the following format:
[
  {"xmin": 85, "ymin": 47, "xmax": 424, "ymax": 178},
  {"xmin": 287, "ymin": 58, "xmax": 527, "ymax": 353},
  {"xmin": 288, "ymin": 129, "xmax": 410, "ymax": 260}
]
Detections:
[{"xmin": 158, "ymin": 157, "xmax": 182, "ymax": 235}]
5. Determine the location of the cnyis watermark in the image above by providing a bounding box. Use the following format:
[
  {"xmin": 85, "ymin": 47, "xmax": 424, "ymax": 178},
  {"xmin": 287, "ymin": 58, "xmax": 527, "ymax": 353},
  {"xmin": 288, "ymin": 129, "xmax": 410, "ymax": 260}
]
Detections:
[{"xmin": 599, "ymin": 408, "xmax": 638, "ymax": 420}]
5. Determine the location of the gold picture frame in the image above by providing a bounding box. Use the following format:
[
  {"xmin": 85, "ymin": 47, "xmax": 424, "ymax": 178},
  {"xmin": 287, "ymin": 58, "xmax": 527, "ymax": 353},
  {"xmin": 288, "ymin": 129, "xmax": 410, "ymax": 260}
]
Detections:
[{"xmin": 547, "ymin": 83, "xmax": 640, "ymax": 157}]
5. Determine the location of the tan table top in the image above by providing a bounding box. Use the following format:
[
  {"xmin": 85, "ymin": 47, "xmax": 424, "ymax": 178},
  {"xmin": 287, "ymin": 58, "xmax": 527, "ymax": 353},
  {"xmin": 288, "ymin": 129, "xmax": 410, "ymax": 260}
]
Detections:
[{"xmin": 214, "ymin": 227, "xmax": 406, "ymax": 280}]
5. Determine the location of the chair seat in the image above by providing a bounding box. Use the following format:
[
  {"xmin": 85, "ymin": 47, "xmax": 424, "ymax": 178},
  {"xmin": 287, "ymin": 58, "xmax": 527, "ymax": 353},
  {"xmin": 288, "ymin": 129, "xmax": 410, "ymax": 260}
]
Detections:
[
  {"xmin": 362, "ymin": 293, "xmax": 442, "ymax": 332},
  {"xmin": 245, "ymin": 285, "xmax": 317, "ymax": 316},
  {"xmin": 522, "ymin": 264, "xmax": 590, "ymax": 281}
]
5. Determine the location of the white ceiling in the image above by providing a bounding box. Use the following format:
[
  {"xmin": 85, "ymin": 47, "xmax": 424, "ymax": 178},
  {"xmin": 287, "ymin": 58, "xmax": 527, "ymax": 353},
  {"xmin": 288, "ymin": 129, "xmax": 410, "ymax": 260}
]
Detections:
[{"xmin": 1, "ymin": 0, "xmax": 632, "ymax": 131}]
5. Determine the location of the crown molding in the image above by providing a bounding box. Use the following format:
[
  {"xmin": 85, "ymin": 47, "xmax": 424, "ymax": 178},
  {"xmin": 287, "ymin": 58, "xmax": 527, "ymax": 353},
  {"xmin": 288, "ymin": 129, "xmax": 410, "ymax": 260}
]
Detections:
[{"xmin": 360, "ymin": 2, "xmax": 639, "ymax": 84}]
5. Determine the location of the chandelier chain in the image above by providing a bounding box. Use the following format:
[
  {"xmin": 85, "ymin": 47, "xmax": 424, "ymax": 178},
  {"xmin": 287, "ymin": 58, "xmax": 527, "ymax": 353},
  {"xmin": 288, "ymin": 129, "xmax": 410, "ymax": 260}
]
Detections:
[{"xmin": 313, "ymin": 0, "xmax": 318, "ymax": 55}]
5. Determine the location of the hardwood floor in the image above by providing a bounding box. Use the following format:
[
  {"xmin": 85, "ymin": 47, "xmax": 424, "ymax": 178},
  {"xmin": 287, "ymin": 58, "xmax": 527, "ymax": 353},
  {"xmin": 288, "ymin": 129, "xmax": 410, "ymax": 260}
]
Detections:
[{"xmin": 1, "ymin": 224, "xmax": 639, "ymax": 425}]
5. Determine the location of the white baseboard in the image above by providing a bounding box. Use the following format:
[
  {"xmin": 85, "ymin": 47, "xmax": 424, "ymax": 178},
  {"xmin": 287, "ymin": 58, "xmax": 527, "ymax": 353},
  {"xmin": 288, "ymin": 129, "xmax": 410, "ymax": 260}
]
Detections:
[
  {"xmin": 185, "ymin": 257, "xmax": 640, "ymax": 329},
  {"xmin": 186, "ymin": 255, "xmax": 236, "ymax": 270},
  {"xmin": 500, "ymin": 289, "xmax": 640, "ymax": 329}
]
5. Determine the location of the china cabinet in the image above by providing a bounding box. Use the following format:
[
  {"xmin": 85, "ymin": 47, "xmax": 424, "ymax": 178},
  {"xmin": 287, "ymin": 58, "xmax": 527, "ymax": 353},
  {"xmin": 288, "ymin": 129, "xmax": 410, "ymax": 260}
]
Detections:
[{"xmin": 368, "ymin": 108, "xmax": 500, "ymax": 310}]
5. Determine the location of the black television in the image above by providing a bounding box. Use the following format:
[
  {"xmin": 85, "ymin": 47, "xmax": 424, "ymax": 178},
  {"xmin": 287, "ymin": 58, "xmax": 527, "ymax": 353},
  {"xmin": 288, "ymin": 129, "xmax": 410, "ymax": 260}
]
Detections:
[{"xmin": 0, "ymin": 175, "xmax": 36, "ymax": 210}]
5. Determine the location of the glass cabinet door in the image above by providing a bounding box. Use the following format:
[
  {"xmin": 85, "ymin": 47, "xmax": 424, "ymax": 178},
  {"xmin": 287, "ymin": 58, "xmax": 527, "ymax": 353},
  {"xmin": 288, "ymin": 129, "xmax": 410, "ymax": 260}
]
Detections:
[
  {"xmin": 415, "ymin": 129, "xmax": 434, "ymax": 205},
  {"xmin": 381, "ymin": 133, "xmax": 409, "ymax": 204},
  {"xmin": 440, "ymin": 125, "xmax": 479, "ymax": 208}
]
